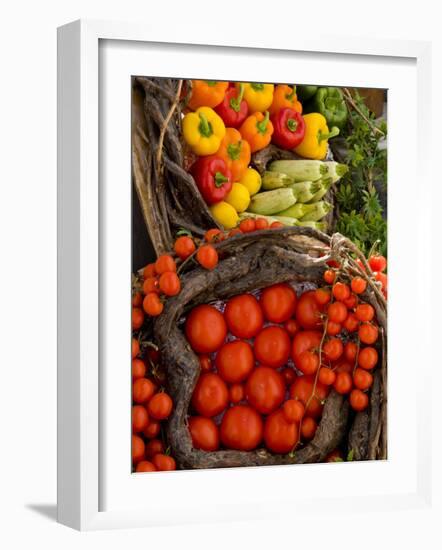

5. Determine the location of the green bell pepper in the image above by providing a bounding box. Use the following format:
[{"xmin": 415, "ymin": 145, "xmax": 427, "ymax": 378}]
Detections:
[
  {"xmin": 296, "ymin": 85, "xmax": 318, "ymax": 102},
  {"xmin": 306, "ymin": 87, "xmax": 348, "ymax": 130}
]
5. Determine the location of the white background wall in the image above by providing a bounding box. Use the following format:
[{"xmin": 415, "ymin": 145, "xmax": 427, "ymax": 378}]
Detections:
[{"xmin": 0, "ymin": 1, "xmax": 440, "ymax": 548}]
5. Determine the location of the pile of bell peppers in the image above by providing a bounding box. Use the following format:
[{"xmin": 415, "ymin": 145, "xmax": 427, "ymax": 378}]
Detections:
[{"xmin": 181, "ymin": 80, "xmax": 346, "ymax": 228}]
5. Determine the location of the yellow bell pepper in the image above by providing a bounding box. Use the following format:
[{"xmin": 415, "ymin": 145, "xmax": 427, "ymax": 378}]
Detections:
[
  {"xmin": 182, "ymin": 107, "xmax": 226, "ymax": 156},
  {"xmin": 294, "ymin": 113, "xmax": 340, "ymax": 160},
  {"xmin": 237, "ymin": 82, "xmax": 274, "ymax": 113}
]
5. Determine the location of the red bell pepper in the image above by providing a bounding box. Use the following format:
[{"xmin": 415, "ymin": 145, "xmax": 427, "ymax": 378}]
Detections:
[
  {"xmin": 270, "ymin": 108, "xmax": 305, "ymax": 150},
  {"xmin": 214, "ymin": 84, "xmax": 248, "ymax": 128},
  {"xmin": 190, "ymin": 157, "xmax": 232, "ymax": 205}
]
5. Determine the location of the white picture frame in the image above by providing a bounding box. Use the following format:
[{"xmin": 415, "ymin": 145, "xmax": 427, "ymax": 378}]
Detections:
[{"xmin": 57, "ymin": 19, "xmax": 433, "ymax": 531}]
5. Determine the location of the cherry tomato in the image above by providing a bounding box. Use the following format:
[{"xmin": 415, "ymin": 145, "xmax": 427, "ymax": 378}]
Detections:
[
  {"xmin": 368, "ymin": 254, "xmax": 387, "ymax": 273},
  {"xmin": 358, "ymin": 323, "xmax": 379, "ymax": 344},
  {"xmin": 143, "ymin": 420, "xmax": 161, "ymax": 439},
  {"xmin": 132, "ymin": 405, "xmax": 149, "ymax": 432},
  {"xmin": 323, "ymin": 338, "xmax": 344, "ymax": 361},
  {"xmin": 355, "ymin": 303, "xmax": 375, "ymax": 322},
  {"xmin": 349, "ymin": 389, "xmax": 369, "ymax": 411},
  {"xmin": 255, "ymin": 217, "xmax": 269, "ymax": 230},
  {"xmin": 318, "ymin": 367, "xmax": 337, "ymax": 386},
  {"xmin": 132, "ymin": 292, "xmax": 143, "ymax": 307},
  {"xmin": 204, "ymin": 228, "xmax": 225, "ymax": 243},
  {"xmin": 297, "ymin": 351, "xmax": 320, "ymax": 375},
  {"xmin": 374, "ymin": 271, "xmax": 388, "ymax": 292},
  {"xmin": 284, "ymin": 319, "xmax": 299, "ymax": 337},
  {"xmin": 351, "ymin": 277, "xmax": 367, "ymax": 295},
  {"xmin": 327, "ymin": 259, "xmax": 341, "ymax": 269},
  {"xmin": 326, "ymin": 321, "xmax": 342, "ymax": 336},
  {"xmin": 323, "ymin": 270, "xmax": 336, "ymax": 284},
  {"xmin": 155, "ymin": 255, "xmax": 176, "ymax": 274},
  {"xmin": 254, "ymin": 326, "xmax": 291, "ymax": 368},
  {"xmin": 358, "ymin": 347, "xmax": 378, "ymax": 370},
  {"xmin": 325, "ymin": 449, "xmax": 344, "ymax": 462},
  {"xmin": 228, "ymin": 228, "xmax": 242, "ymax": 237},
  {"xmin": 229, "ymin": 383, "xmax": 245, "ymax": 403},
  {"xmin": 264, "ymin": 409, "xmax": 298, "ymax": 453},
  {"xmin": 143, "ymin": 277, "xmax": 160, "ymax": 295},
  {"xmin": 185, "ymin": 304, "xmax": 227, "ymax": 353},
  {"xmin": 344, "ymin": 341, "xmax": 358, "ymax": 363},
  {"xmin": 174, "ymin": 235, "xmax": 196, "ymax": 259},
  {"xmin": 196, "ymin": 244, "xmax": 219, "ymax": 270},
  {"xmin": 136, "ymin": 460, "xmax": 157, "ymax": 472},
  {"xmin": 260, "ymin": 283, "xmax": 297, "ymax": 323},
  {"xmin": 283, "ymin": 399, "xmax": 305, "ymax": 423},
  {"xmin": 335, "ymin": 361, "xmax": 353, "ymax": 374},
  {"xmin": 343, "ymin": 294, "xmax": 358, "ymax": 309},
  {"xmin": 132, "ymin": 358, "xmax": 146, "ymax": 380},
  {"xmin": 327, "ymin": 301, "xmax": 348, "ymax": 324},
  {"xmin": 282, "ymin": 367, "xmax": 296, "ymax": 385},
  {"xmin": 215, "ymin": 340, "xmax": 255, "ymax": 383},
  {"xmin": 143, "ymin": 293, "xmax": 164, "ymax": 316},
  {"xmin": 198, "ymin": 354, "xmax": 212, "ymax": 372},
  {"xmin": 143, "ymin": 263, "xmax": 156, "ymax": 279},
  {"xmin": 191, "ymin": 373, "xmax": 229, "ymax": 417},
  {"xmin": 159, "ymin": 272, "xmax": 181, "ymax": 296},
  {"xmin": 353, "ymin": 368, "xmax": 373, "ymax": 390},
  {"xmin": 270, "ymin": 221, "xmax": 284, "ymax": 229},
  {"xmin": 239, "ymin": 218, "xmax": 256, "ymax": 233},
  {"xmin": 245, "ymin": 366, "xmax": 285, "ymax": 414},
  {"xmin": 133, "ymin": 378, "xmax": 155, "ymax": 403},
  {"xmin": 224, "ymin": 294, "xmax": 263, "ymax": 339},
  {"xmin": 132, "ymin": 307, "xmax": 145, "ymax": 330},
  {"xmin": 289, "ymin": 375, "xmax": 329, "ymax": 418},
  {"xmin": 152, "ymin": 454, "xmax": 176, "ymax": 471},
  {"xmin": 189, "ymin": 416, "xmax": 220, "ymax": 451},
  {"xmin": 220, "ymin": 405, "xmax": 263, "ymax": 451},
  {"xmin": 132, "ymin": 338, "xmax": 140, "ymax": 359},
  {"xmin": 343, "ymin": 313, "xmax": 359, "ymax": 332},
  {"xmin": 291, "ymin": 330, "xmax": 322, "ymax": 374},
  {"xmin": 147, "ymin": 392, "xmax": 173, "ymax": 420},
  {"xmin": 132, "ymin": 434, "xmax": 145, "ymax": 464},
  {"xmin": 333, "ymin": 371, "xmax": 353, "ymax": 394},
  {"xmin": 332, "ymin": 282, "xmax": 350, "ymax": 301},
  {"xmin": 295, "ymin": 290, "xmax": 324, "ymax": 329},
  {"xmin": 301, "ymin": 417, "xmax": 317, "ymax": 440},
  {"xmin": 145, "ymin": 439, "xmax": 165, "ymax": 459},
  {"xmin": 315, "ymin": 288, "xmax": 331, "ymax": 306}
]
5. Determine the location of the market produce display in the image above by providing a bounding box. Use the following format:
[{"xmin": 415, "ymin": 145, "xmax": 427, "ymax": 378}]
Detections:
[{"xmin": 131, "ymin": 77, "xmax": 387, "ymax": 472}]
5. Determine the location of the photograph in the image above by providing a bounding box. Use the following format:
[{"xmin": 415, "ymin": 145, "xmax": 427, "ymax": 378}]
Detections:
[{"xmin": 131, "ymin": 78, "xmax": 388, "ymax": 472}]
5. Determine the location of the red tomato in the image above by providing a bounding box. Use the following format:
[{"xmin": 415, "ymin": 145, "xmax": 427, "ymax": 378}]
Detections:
[
  {"xmin": 349, "ymin": 389, "xmax": 369, "ymax": 411},
  {"xmin": 260, "ymin": 283, "xmax": 297, "ymax": 323},
  {"xmin": 343, "ymin": 294, "xmax": 358, "ymax": 309},
  {"xmin": 374, "ymin": 271, "xmax": 388, "ymax": 292},
  {"xmin": 133, "ymin": 378, "xmax": 155, "ymax": 404},
  {"xmin": 132, "ymin": 338, "xmax": 140, "ymax": 359},
  {"xmin": 132, "ymin": 435, "xmax": 145, "ymax": 464},
  {"xmin": 191, "ymin": 373, "xmax": 229, "ymax": 417},
  {"xmin": 327, "ymin": 321, "xmax": 342, "ymax": 336},
  {"xmin": 332, "ymin": 282, "xmax": 350, "ymax": 301},
  {"xmin": 215, "ymin": 340, "xmax": 255, "ymax": 383},
  {"xmin": 270, "ymin": 221, "xmax": 284, "ymax": 229},
  {"xmin": 152, "ymin": 454, "xmax": 176, "ymax": 471},
  {"xmin": 224, "ymin": 294, "xmax": 264, "ymax": 339},
  {"xmin": 245, "ymin": 366, "xmax": 285, "ymax": 414},
  {"xmin": 132, "ymin": 291, "xmax": 143, "ymax": 307},
  {"xmin": 358, "ymin": 347, "xmax": 378, "ymax": 370},
  {"xmin": 325, "ymin": 449, "xmax": 344, "ymax": 462},
  {"xmin": 353, "ymin": 368, "xmax": 374, "ymax": 390},
  {"xmin": 323, "ymin": 270, "xmax": 336, "ymax": 284},
  {"xmin": 185, "ymin": 304, "xmax": 227, "ymax": 353},
  {"xmin": 189, "ymin": 416, "xmax": 220, "ymax": 451},
  {"xmin": 368, "ymin": 254, "xmax": 387, "ymax": 273},
  {"xmin": 295, "ymin": 290, "xmax": 324, "ymax": 329},
  {"xmin": 318, "ymin": 367, "xmax": 336, "ymax": 386},
  {"xmin": 136, "ymin": 460, "xmax": 157, "ymax": 472},
  {"xmin": 143, "ymin": 264, "xmax": 156, "ymax": 279},
  {"xmin": 255, "ymin": 217, "xmax": 269, "ymax": 230},
  {"xmin": 323, "ymin": 338, "xmax": 344, "ymax": 361},
  {"xmin": 196, "ymin": 244, "xmax": 219, "ymax": 270},
  {"xmin": 159, "ymin": 272, "xmax": 181, "ymax": 296},
  {"xmin": 143, "ymin": 420, "xmax": 160, "ymax": 439},
  {"xmin": 327, "ymin": 301, "xmax": 348, "ymax": 323},
  {"xmin": 289, "ymin": 375, "xmax": 329, "ymax": 418},
  {"xmin": 155, "ymin": 255, "xmax": 176, "ymax": 274},
  {"xmin": 143, "ymin": 277, "xmax": 160, "ymax": 295},
  {"xmin": 358, "ymin": 323, "xmax": 379, "ymax": 344},
  {"xmin": 145, "ymin": 439, "xmax": 165, "ymax": 459},
  {"xmin": 174, "ymin": 235, "xmax": 196, "ymax": 260},
  {"xmin": 333, "ymin": 372, "xmax": 353, "ymax": 394},
  {"xmin": 220, "ymin": 405, "xmax": 263, "ymax": 451},
  {"xmin": 239, "ymin": 218, "xmax": 256, "ymax": 233},
  {"xmin": 291, "ymin": 330, "xmax": 322, "ymax": 374},
  {"xmin": 132, "ymin": 307, "xmax": 145, "ymax": 330},
  {"xmin": 143, "ymin": 293, "xmax": 164, "ymax": 316},
  {"xmin": 147, "ymin": 393, "xmax": 173, "ymax": 420},
  {"xmin": 301, "ymin": 417, "xmax": 317, "ymax": 440},
  {"xmin": 344, "ymin": 341, "xmax": 358, "ymax": 362},
  {"xmin": 254, "ymin": 326, "xmax": 291, "ymax": 368},
  {"xmin": 132, "ymin": 358, "xmax": 146, "ymax": 380},
  {"xmin": 343, "ymin": 313, "xmax": 359, "ymax": 332},
  {"xmin": 264, "ymin": 409, "xmax": 298, "ymax": 453},
  {"xmin": 296, "ymin": 351, "xmax": 320, "ymax": 375},
  {"xmin": 204, "ymin": 228, "xmax": 225, "ymax": 243},
  {"xmin": 284, "ymin": 319, "xmax": 299, "ymax": 337},
  {"xmin": 355, "ymin": 303, "xmax": 375, "ymax": 322},
  {"xmin": 132, "ymin": 405, "xmax": 149, "ymax": 433},
  {"xmin": 315, "ymin": 288, "xmax": 331, "ymax": 306},
  {"xmin": 351, "ymin": 277, "xmax": 367, "ymax": 295},
  {"xmin": 283, "ymin": 399, "xmax": 305, "ymax": 423}
]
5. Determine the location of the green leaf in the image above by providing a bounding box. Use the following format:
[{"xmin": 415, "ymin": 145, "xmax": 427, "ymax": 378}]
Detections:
[{"xmin": 347, "ymin": 449, "xmax": 355, "ymax": 462}]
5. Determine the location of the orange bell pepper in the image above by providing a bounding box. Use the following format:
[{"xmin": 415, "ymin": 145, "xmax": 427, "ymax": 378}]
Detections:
[
  {"xmin": 269, "ymin": 84, "xmax": 302, "ymax": 116},
  {"xmin": 239, "ymin": 111, "xmax": 274, "ymax": 153},
  {"xmin": 211, "ymin": 128, "xmax": 251, "ymax": 181},
  {"xmin": 188, "ymin": 80, "xmax": 229, "ymax": 110}
]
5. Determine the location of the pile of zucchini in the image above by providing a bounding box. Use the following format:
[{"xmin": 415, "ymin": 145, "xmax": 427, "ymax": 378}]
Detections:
[{"xmin": 241, "ymin": 160, "xmax": 348, "ymax": 231}]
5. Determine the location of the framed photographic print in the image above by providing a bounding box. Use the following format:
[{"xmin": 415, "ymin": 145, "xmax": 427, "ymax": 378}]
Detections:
[{"xmin": 57, "ymin": 19, "xmax": 432, "ymax": 530}]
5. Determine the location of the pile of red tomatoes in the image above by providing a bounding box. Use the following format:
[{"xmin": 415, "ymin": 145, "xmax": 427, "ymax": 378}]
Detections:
[{"xmin": 185, "ymin": 268, "xmax": 382, "ymax": 455}]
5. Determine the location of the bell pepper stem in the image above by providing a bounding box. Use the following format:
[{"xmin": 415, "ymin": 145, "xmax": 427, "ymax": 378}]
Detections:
[
  {"xmin": 230, "ymin": 83, "xmax": 245, "ymax": 113},
  {"xmin": 227, "ymin": 142, "xmax": 242, "ymax": 161},
  {"xmin": 214, "ymin": 171, "xmax": 228, "ymax": 188},
  {"xmin": 285, "ymin": 87, "xmax": 297, "ymax": 102},
  {"xmin": 256, "ymin": 111, "xmax": 270, "ymax": 135},
  {"xmin": 286, "ymin": 118, "xmax": 298, "ymax": 132},
  {"xmin": 251, "ymin": 82, "xmax": 264, "ymax": 91},
  {"xmin": 317, "ymin": 126, "xmax": 340, "ymax": 143},
  {"xmin": 198, "ymin": 113, "xmax": 213, "ymax": 138},
  {"xmin": 206, "ymin": 80, "xmax": 217, "ymax": 87}
]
